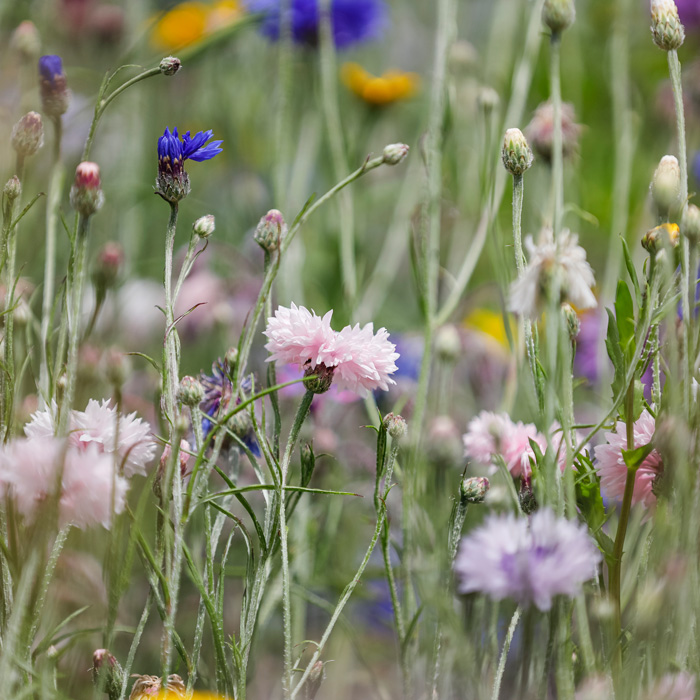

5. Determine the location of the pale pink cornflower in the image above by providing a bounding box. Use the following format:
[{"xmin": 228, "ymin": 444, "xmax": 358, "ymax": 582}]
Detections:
[
  {"xmin": 454, "ymin": 508, "xmax": 601, "ymax": 611},
  {"xmin": 643, "ymin": 673, "xmax": 696, "ymax": 700},
  {"xmin": 264, "ymin": 304, "xmax": 399, "ymax": 396},
  {"xmin": 594, "ymin": 409, "xmax": 662, "ymax": 509}
]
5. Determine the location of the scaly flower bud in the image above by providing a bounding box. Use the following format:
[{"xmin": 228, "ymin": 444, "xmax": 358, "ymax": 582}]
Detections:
[
  {"xmin": 177, "ymin": 375, "xmax": 205, "ymax": 407},
  {"xmin": 542, "ymin": 0, "xmax": 576, "ymax": 34},
  {"xmin": 502, "ymin": 127, "xmax": 534, "ymax": 176},
  {"xmin": 682, "ymin": 203, "xmax": 700, "ymax": 243},
  {"xmin": 39, "ymin": 55, "xmax": 70, "ymax": 117},
  {"xmin": 92, "ymin": 648, "xmax": 123, "ymax": 699},
  {"xmin": 70, "ymin": 162, "xmax": 104, "ymax": 218},
  {"xmin": 224, "ymin": 346, "xmax": 239, "ymax": 371},
  {"xmin": 642, "ymin": 222, "xmax": 680, "ymax": 254},
  {"xmin": 11, "ymin": 111, "xmax": 44, "ymax": 158},
  {"xmin": 254, "ymin": 209, "xmax": 286, "ymax": 252},
  {"xmin": 3, "ymin": 176, "xmax": 21, "ymax": 203},
  {"xmin": 561, "ymin": 302, "xmax": 580, "ymax": 341},
  {"xmin": 11, "ymin": 21, "xmax": 41, "ymax": 62},
  {"xmin": 383, "ymin": 412, "xmax": 408, "ymax": 441},
  {"xmin": 651, "ymin": 0, "xmax": 685, "ymax": 51},
  {"xmin": 650, "ymin": 154, "xmax": 681, "ymax": 216},
  {"xmin": 382, "ymin": 142, "xmax": 409, "ymax": 165},
  {"xmin": 159, "ymin": 55, "xmax": 182, "ymax": 76},
  {"xmin": 193, "ymin": 214, "xmax": 215, "ymax": 239},
  {"xmin": 460, "ymin": 476, "xmax": 490, "ymax": 503},
  {"xmin": 519, "ymin": 476, "xmax": 538, "ymax": 514},
  {"xmin": 93, "ymin": 241, "xmax": 123, "ymax": 291}
]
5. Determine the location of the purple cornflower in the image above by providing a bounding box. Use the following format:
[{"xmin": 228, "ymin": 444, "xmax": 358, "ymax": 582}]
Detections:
[
  {"xmin": 39, "ymin": 54, "xmax": 69, "ymax": 117},
  {"xmin": 454, "ymin": 509, "xmax": 601, "ymax": 611},
  {"xmin": 247, "ymin": 0, "xmax": 388, "ymax": 48},
  {"xmin": 199, "ymin": 360, "xmax": 260, "ymax": 456},
  {"xmin": 156, "ymin": 127, "xmax": 222, "ymax": 203}
]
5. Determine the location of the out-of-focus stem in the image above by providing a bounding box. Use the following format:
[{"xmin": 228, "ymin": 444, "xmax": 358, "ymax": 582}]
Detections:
[{"xmin": 550, "ymin": 32, "xmax": 564, "ymax": 238}]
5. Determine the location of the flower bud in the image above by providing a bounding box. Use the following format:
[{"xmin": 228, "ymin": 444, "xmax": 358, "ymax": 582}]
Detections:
[
  {"xmin": 435, "ymin": 324, "xmax": 462, "ymax": 362},
  {"xmin": 382, "ymin": 143, "xmax": 409, "ymax": 165},
  {"xmin": 682, "ymin": 203, "xmax": 700, "ymax": 243},
  {"xmin": 70, "ymin": 162, "xmax": 104, "ymax": 218},
  {"xmin": 383, "ymin": 412, "xmax": 408, "ymax": 442},
  {"xmin": 300, "ymin": 442, "xmax": 315, "ymax": 487},
  {"xmin": 11, "ymin": 112, "xmax": 44, "ymax": 158},
  {"xmin": 542, "ymin": 0, "xmax": 576, "ymax": 34},
  {"xmin": 526, "ymin": 101, "xmax": 581, "ymax": 163},
  {"xmin": 93, "ymin": 241, "xmax": 123, "ymax": 291},
  {"xmin": 643, "ymin": 222, "xmax": 680, "ymax": 254},
  {"xmin": 477, "ymin": 86, "xmax": 500, "ymax": 113},
  {"xmin": 650, "ymin": 155, "xmax": 681, "ymax": 216},
  {"xmin": 519, "ymin": 477, "xmax": 538, "ymax": 514},
  {"xmin": 39, "ymin": 54, "xmax": 70, "ymax": 118},
  {"xmin": 561, "ymin": 302, "xmax": 580, "ymax": 341},
  {"xmin": 225, "ymin": 346, "xmax": 239, "ymax": 372},
  {"xmin": 303, "ymin": 363, "xmax": 335, "ymax": 394},
  {"xmin": 254, "ymin": 209, "xmax": 286, "ymax": 252},
  {"xmin": 193, "ymin": 214, "xmax": 215, "ymax": 239},
  {"xmin": 501, "ymin": 127, "xmax": 533, "ymax": 176},
  {"xmin": 460, "ymin": 476, "xmax": 490, "ymax": 503},
  {"xmin": 92, "ymin": 648, "xmax": 123, "ymax": 698},
  {"xmin": 3, "ymin": 176, "xmax": 21, "ymax": 203},
  {"xmin": 306, "ymin": 660, "xmax": 325, "ymax": 700},
  {"xmin": 177, "ymin": 375, "xmax": 205, "ymax": 407},
  {"xmin": 11, "ymin": 21, "xmax": 41, "ymax": 62},
  {"xmin": 651, "ymin": 0, "xmax": 685, "ymax": 51},
  {"xmin": 159, "ymin": 55, "xmax": 182, "ymax": 76}
]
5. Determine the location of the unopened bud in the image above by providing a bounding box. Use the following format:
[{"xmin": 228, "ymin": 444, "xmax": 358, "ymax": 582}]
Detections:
[
  {"xmin": 224, "ymin": 346, "xmax": 239, "ymax": 372},
  {"xmin": 177, "ymin": 375, "xmax": 205, "ymax": 407},
  {"xmin": 254, "ymin": 209, "xmax": 286, "ymax": 252},
  {"xmin": 39, "ymin": 54, "xmax": 70, "ymax": 117},
  {"xmin": 449, "ymin": 40, "xmax": 478, "ymax": 75},
  {"xmin": 3, "ymin": 176, "xmax": 21, "ymax": 202},
  {"xmin": 307, "ymin": 660, "xmax": 325, "ymax": 700},
  {"xmin": 382, "ymin": 143, "xmax": 409, "ymax": 165},
  {"xmin": 561, "ymin": 303, "xmax": 580, "ymax": 341},
  {"xmin": 383, "ymin": 412, "xmax": 408, "ymax": 441},
  {"xmin": 477, "ymin": 86, "xmax": 500, "ymax": 113},
  {"xmin": 193, "ymin": 214, "xmax": 215, "ymax": 239},
  {"xmin": 11, "ymin": 21, "xmax": 41, "ymax": 62},
  {"xmin": 159, "ymin": 55, "xmax": 182, "ymax": 76},
  {"xmin": 682, "ymin": 203, "xmax": 700, "ymax": 243},
  {"xmin": 650, "ymin": 155, "xmax": 681, "ymax": 216},
  {"xmin": 651, "ymin": 0, "xmax": 685, "ymax": 51},
  {"xmin": 70, "ymin": 162, "xmax": 104, "ymax": 218},
  {"xmin": 642, "ymin": 222, "xmax": 680, "ymax": 254},
  {"xmin": 103, "ymin": 347, "xmax": 128, "ymax": 386},
  {"xmin": 502, "ymin": 128, "xmax": 533, "ymax": 176},
  {"xmin": 93, "ymin": 241, "xmax": 123, "ymax": 291},
  {"xmin": 11, "ymin": 112, "xmax": 44, "ymax": 158},
  {"xmin": 92, "ymin": 648, "xmax": 123, "ymax": 697},
  {"xmin": 542, "ymin": 0, "xmax": 576, "ymax": 34},
  {"xmin": 300, "ymin": 442, "xmax": 315, "ymax": 487},
  {"xmin": 435, "ymin": 324, "xmax": 462, "ymax": 362},
  {"xmin": 519, "ymin": 478, "xmax": 538, "ymax": 514},
  {"xmin": 460, "ymin": 476, "xmax": 490, "ymax": 503},
  {"xmin": 303, "ymin": 363, "xmax": 335, "ymax": 394}
]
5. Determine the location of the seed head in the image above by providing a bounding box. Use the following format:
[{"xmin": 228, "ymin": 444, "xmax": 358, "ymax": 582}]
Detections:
[
  {"xmin": 651, "ymin": 0, "xmax": 685, "ymax": 51},
  {"xmin": 11, "ymin": 112, "xmax": 44, "ymax": 158},
  {"xmin": 502, "ymin": 127, "xmax": 533, "ymax": 176}
]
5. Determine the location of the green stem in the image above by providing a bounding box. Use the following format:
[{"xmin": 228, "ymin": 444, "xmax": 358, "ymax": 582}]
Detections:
[
  {"xmin": 491, "ymin": 606, "xmax": 522, "ymax": 700},
  {"xmin": 550, "ymin": 32, "xmax": 564, "ymax": 238}
]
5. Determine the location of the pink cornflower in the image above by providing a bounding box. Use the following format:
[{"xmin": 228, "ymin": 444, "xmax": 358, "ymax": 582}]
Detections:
[
  {"xmin": 643, "ymin": 673, "xmax": 696, "ymax": 700},
  {"xmin": 594, "ymin": 409, "xmax": 662, "ymax": 510},
  {"xmin": 264, "ymin": 304, "xmax": 399, "ymax": 397},
  {"xmin": 454, "ymin": 508, "xmax": 601, "ymax": 611}
]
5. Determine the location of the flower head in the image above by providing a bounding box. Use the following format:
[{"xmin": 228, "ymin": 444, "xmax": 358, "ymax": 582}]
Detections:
[
  {"xmin": 454, "ymin": 509, "xmax": 601, "ymax": 611},
  {"xmin": 247, "ymin": 0, "xmax": 388, "ymax": 48},
  {"xmin": 526, "ymin": 100, "xmax": 581, "ymax": 163},
  {"xmin": 70, "ymin": 162, "xmax": 104, "ymax": 218},
  {"xmin": 11, "ymin": 111, "xmax": 44, "ymax": 158},
  {"xmin": 38, "ymin": 54, "xmax": 69, "ymax": 117},
  {"xmin": 594, "ymin": 409, "xmax": 663, "ymax": 510},
  {"xmin": 341, "ymin": 62, "xmax": 419, "ymax": 106},
  {"xmin": 508, "ymin": 228, "xmax": 597, "ymax": 319}
]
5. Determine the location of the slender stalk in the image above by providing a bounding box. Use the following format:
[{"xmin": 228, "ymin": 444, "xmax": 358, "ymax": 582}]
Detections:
[
  {"xmin": 550, "ymin": 32, "xmax": 564, "ymax": 238},
  {"xmin": 279, "ymin": 390, "xmax": 314, "ymax": 699},
  {"xmin": 491, "ymin": 606, "xmax": 522, "ymax": 700}
]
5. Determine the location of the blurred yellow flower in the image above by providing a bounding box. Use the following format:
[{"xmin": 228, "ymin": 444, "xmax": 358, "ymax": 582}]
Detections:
[
  {"xmin": 150, "ymin": 0, "xmax": 243, "ymax": 51},
  {"xmin": 129, "ymin": 674, "xmax": 226, "ymax": 699},
  {"xmin": 341, "ymin": 62, "xmax": 419, "ymax": 107},
  {"xmin": 464, "ymin": 308, "xmax": 512, "ymax": 350}
]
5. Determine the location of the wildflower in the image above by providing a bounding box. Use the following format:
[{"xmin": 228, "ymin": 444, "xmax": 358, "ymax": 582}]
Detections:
[
  {"xmin": 650, "ymin": 154, "xmax": 681, "ymax": 216},
  {"xmin": 454, "ymin": 508, "xmax": 601, "ymax": 611},
  {"xmin": 155, "ymin": 127, "xmax": 223, "ymax": 203},
  {"xmin": 341, "ymin": 62, "xmax": 419, "ymax": 106},
  {"xmin": 11, "ymin": 21, "xmax": 41, "ymax": 62},
  {"xmin": 129, "ymin": 675, "xmax": 186, "ymax": 699},
  {"xmin": 460, "ymin": 476, "xmax": 490, "ymax": 503},
  {"xmin": 70, "ymin": 162, "xmax": 104, "ymax": 218},
  {"xmin": 247, "ymin": 0, "xmax": 388, "ymax": 48},
  {"xmin": 383, "ymin": 412, "xmax": 407, "ymax": 441},
  {"xmin": 254, "ymin": 209, "xmax": 286, "ymax": 252},
  {"xmin": 508, "ymin": 228, "xmax": 597, "ymax": 319},
  {"xmin": 382, "ymin": 143, "xmax": 409, "ymax": 165},
  {"xmin": 542, "ymin": 0, "xmax": 576, "ymax": 34},
  {"xmin": 178, "ymin": 375, "xmax": 205, "ymax": 407},
  {"xmin": 642, "ymin": 222, "xmax": 680, "ymax": 254},
  {"xmin": 651, "ymin": 0, "xmax": 685, "ymax": 51},
  {"xmin": 194, "ymin": 214, "xmax": 216, "ymax": 239},
  {"xmin": 3, "ymin": 176, "xmax": 21, "ymax": 202},
  {"xmin": 11, "ymin": 111, "xmax": 44, "ymax": 158},
  {"xmin": 594, "ymin": 409, "xmax": 663, "ymax": 509},
  {"xmin": 525, "ymin": 100, "xmax": 581, "ymax": 163},
  {"xmin": 38, "ymin": 54, "xmax": 69, "ymax": 117},
  {"xmin": 264, "ymin": 303, "xmax": 399, "ymax": 396},
  {"xmin": 501, "ymin": 127, "xmax": 534, "ymax": 176}
]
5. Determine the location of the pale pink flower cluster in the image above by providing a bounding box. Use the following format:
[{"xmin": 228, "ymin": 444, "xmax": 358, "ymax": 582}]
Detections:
[
  {"xmin": 594, "ymin": 409, "xmax": 662, "ymax": 510},
  {"xmin": 25, "ymin": 399, "xmax": 156, "ymax": 477},
  {"xmin": 264, "ymin": 303, "xmax": 399, "ymax": 396},
  {"xmin": 463, "ymin": 412, "xmax": 577, "ymax": 478}
]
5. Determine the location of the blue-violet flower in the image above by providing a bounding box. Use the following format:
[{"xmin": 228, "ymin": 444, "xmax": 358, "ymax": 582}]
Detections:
[{"xmin": 39, "ymin": 54, "xmax": 69, "ymax": 117}]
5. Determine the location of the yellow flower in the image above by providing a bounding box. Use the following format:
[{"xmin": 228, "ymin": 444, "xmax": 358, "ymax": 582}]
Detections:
[
  {"xmin": 464, "ymin": 308, "xmax": 512, "ymax": 350},
  {"xmin": 341, "ymin": 62, "xmax": 419, "ymax": 107},
  {"xmin": 150, "ymin": 0, "xmax": 242, "ymax": 51},
  {"xmin": 129, "ymin": 674, "xmax": 226, "ymax": 699}
]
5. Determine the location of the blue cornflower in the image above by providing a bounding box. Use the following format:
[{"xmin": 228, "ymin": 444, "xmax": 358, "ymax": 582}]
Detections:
[
  {"xmin": 247, "ymin": 0, "xmax": 388, "ymax": 49},
  {"xmin": 38, "ymin": 54, "xmax": 69, "ymax": 117},
  {"xmin": 199, "ymin": 360, "xmax": 261, "ymax": 457},
  {"xmin": 156, "ymin": 126, "xmax": 222, "ymax": 202}
]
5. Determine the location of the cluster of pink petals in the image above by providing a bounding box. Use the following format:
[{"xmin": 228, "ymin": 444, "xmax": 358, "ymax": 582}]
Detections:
[
  {"xmin": 593, "ymin": 409, "xmax": 662, "ymax": 510},
  {"xmin": 0, "ymin": 437, "xmax": 128, "ymax": 529},
  {"xmin": 454, "ymin": 508, "xmax": 601, "ymax": 611},
  {"xmin": 25, "ymin": 399, "xmax": 156, "ymax": 477},
  {"xmin": 264, "ymin": 304, "xmax": 399, "ymax": 396}
]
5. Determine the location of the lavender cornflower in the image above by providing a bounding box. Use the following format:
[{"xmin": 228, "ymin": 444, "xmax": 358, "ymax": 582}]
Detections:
[
  {"xmin": 199, "ymin": 359, "xmax": 260, "ymax": 456},
  {"xmin": 155, "ymin": 127, "xmax": 223, "ymax": 203},
  {"xmin": 39, "ymin": 54, "xmax": 69, "ymax": 117},
  {"xmin": 247, "ymin": 0, "xmax": 388, "ymax": 48},
  {"xmin": 454, "ymin": 508, "xmax": 601, "ymax": 611}
]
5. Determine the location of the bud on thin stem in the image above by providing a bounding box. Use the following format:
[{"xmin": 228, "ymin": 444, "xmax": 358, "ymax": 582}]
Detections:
[
  {"xmin": 651, "ymin": 0, "xmax": 685, "ymax": 51},
  {"xmin": 254, "ymin": 209, "xmax": 286, "ymax": 252},
  {"xmin": 11, "ymin": 112, "xmax": 44, "ymax": 158},
  {"xmin": 502, "ymin": 128, "xmax": 533, "ymax": 176},
  {"xmin": 70, "ymin": 162, "xmax": 104, "ymax": 218},
  {"xmin": 650, "ymin": 155, "xmax": 681, "ymax": 218},
  {"xmin": 382, "ymin": 143, "xmax": 409, "ymax": 165},
  {"xmin": 542, "ymin": 0, "xmax": 576, "ymax": 34}
]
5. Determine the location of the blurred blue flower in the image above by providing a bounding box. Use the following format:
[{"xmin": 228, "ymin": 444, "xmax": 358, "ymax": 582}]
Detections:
[
  {"xmin": 247, "ymin": 0, "xmax": 388, "ymax": 48},
  {"xmin": 675, "ymin": 0, "xmax": 700, "ymax": 29},
  {"xmin": 38, "ymin": 54, "xmax": 64, "ymax": 84},
  {"xmin": 39, "ymin": 54, "xmax": 69, "ymax": 117}
]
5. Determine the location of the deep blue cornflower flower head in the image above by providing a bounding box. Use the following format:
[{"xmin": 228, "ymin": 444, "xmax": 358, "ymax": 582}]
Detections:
[
  {"xmin": 38, "ymin": 54, "xmax": 69, "ymax": 117},
  {"xmin": 246, "ymin": 0, "xmax": 388, "ymax": 49},
  {"xmin": 199, "ymin": 359, "xmax": 260, "ymax": 456},
  {"xmin": 155, "ymin": 127, "xmax": 223, "ymax": 203}
]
